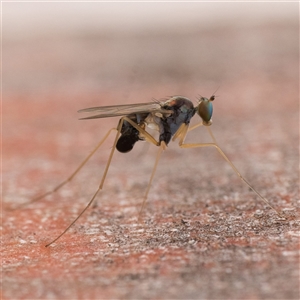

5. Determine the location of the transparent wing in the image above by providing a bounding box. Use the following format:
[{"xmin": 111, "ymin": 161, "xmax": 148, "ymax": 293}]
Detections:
[{"xmin": 78, "ymin": 101, "xmax": 172, "ymax": 120}]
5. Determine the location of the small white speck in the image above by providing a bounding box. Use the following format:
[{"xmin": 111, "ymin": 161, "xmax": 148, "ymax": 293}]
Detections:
[
  {"xmin": 85, "ymin": 228, "xmax": 100, "ymax": 235},
  {"xmin": 282, "ymin": 207, "xmax": 295, "ymax": 212},
  {"xmin": 282, "ymin": 251, "xmax": 299, "ymax": 257},
  {"xmin": 91, "ymin": 224, "xmax": 100, "ymax": 228},
  {"xmin": 287, "ymin": 231, "xmax": 300, "ymax": 237}
]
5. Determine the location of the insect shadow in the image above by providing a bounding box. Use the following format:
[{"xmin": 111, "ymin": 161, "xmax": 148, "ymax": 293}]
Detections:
[{"xmin": 20, "ymin": 95, "xmax": 283, "ymax": 247}]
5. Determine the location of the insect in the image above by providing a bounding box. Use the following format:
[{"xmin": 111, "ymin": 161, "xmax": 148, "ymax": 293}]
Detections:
[{"xmin": 25, "ymin": 95, "xmax": 281, "ymax": 247}]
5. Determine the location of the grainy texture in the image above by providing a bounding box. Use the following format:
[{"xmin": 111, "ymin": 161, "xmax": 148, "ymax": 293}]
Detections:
[{"xmin": 3, "ymin": 6, "xmax": 299, "ymax": 300}]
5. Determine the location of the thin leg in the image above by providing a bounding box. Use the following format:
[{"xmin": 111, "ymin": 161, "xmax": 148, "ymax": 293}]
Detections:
[
  {"xmin": 46, "ymin": 117, "xmax": 162, "ymax": 246},
  {"xmin": 121, "ymin": 117, "xmax": 163, "ymax": 217},
  {"xmin": 138, "ymin": 141, "xmax": 167, "ymax": 219},
  {"xmin": 122, "ymin": 116, "xmax": 160, "ymax": 146},
  {"xmin": 177, "ymin": 125, "xmax": 282, "ymax": 217},
  {"xmin": 15, "ymin": 128, "xmax": 116, "ymax": 210},
  {"xmin": 172, "ymin": 123, "xmax": 188, "ymax": 142},
  {"xmin": 46, "ymin": 122, "xmax": 123, "ymax": 247},
  {"xmin": 187, "ymin": 122, "xmax": 203, "ymax": 132},
  {"xmin": 45, "ymin": 185, "xmax": 102, "ymax": 247}
]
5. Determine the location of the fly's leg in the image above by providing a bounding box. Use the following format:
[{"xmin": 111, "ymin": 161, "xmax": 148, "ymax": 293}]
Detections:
[
  {"xmin": 176, "ymin": 125, "xmax": 283, "ymax": 217},
  {"xmin": 138, "ymin": 141, "xmax": 167, "ymax": 219},
  {"xmin": 46, "ymin": 117, "xmax": 161, "ymax": 246},
  {"xmin": 121, "ymin": 116, "xmax": 160, "ymax": 146},
  {"xmin": 172, "ymin": 123, "xmax": 188, "ymax": 142},
  {"xmin": 187, "ymin": 122, "xmax": 203, "ymax": 132},
  {"xmin": 14, "ymin": 128, "xmax": 116, "ymax": 210},
  {"xmin": 45, "ymin": 122, "xmax": 124, "ymax": 247},
  {"xmin": 121, "ymin": 117, "xmax": 165, "ymax": 218}
]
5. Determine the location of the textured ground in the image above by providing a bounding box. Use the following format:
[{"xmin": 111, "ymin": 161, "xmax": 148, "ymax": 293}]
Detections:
[{"xmin": 3, "ymin": 6, "xmax": 299, "ymax": 300}]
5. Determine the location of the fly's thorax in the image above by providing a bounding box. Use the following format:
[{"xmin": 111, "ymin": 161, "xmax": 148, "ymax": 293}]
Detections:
[
  {"xmin": 144, "ymin": 114, "xmax": 162, "ymax": 132},
  {"xmin": 163, "ymin": 96, "xmax": 194, "ymax": 112},
  {"xmin": 196, "ymin": 95, "xmax": 215, "ymax": 126},
  {"xmin": 158, "ymin": 96, "xmax": 196, "ymax": 144},
  {"xmin": 163, "ymin": 96, "xmax": 196, "ymax": 127}
]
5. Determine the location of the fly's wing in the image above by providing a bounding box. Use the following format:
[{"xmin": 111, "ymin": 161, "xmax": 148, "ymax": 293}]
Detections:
[{"xmin": 78, "ymin": 102, "xmax": 173, "ymax": 120}]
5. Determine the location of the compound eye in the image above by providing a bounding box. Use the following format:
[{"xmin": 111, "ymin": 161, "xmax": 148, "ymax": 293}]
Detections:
[{"xmin": 198, "ymin": 97, "xmax": 213, "ymax": 126}]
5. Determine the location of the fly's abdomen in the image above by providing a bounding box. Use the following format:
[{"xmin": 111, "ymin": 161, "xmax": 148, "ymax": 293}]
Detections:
[
  {"xmin": 116, "ymin": 118, "xmax": 143, "ymax": 153},
  {"xmin": 116, "ymin": 132, "xmax": 140, "ymax": 153}
]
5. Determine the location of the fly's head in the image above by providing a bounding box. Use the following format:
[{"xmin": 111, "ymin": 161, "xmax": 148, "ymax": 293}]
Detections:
[{"xmin": 196, "ymin": 95, "xmax": 215, "ymax": 126}]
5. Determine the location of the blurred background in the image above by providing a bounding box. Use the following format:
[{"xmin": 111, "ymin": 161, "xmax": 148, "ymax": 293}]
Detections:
[
  {"xmin": 3, "ymin": 2, "xmax": 297, "ymax": 95},
  {"xmin": 3, "ymin": 1, "xmax": 298, "ymax": 201},
  {"xmin": 3, "ymin": 2, "xmax": 299, "ymax": 300}
]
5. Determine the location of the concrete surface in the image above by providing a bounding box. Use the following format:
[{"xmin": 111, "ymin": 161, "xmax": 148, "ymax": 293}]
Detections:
[{"xmin": 3, "ymin": 3, "xmax": 299, "ymax": 300}]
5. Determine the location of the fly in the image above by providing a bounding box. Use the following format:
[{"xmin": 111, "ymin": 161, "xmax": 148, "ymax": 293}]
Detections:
[{"xmin": 22, "ymin": 95, "xmax": 282, "ymax": 246}]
